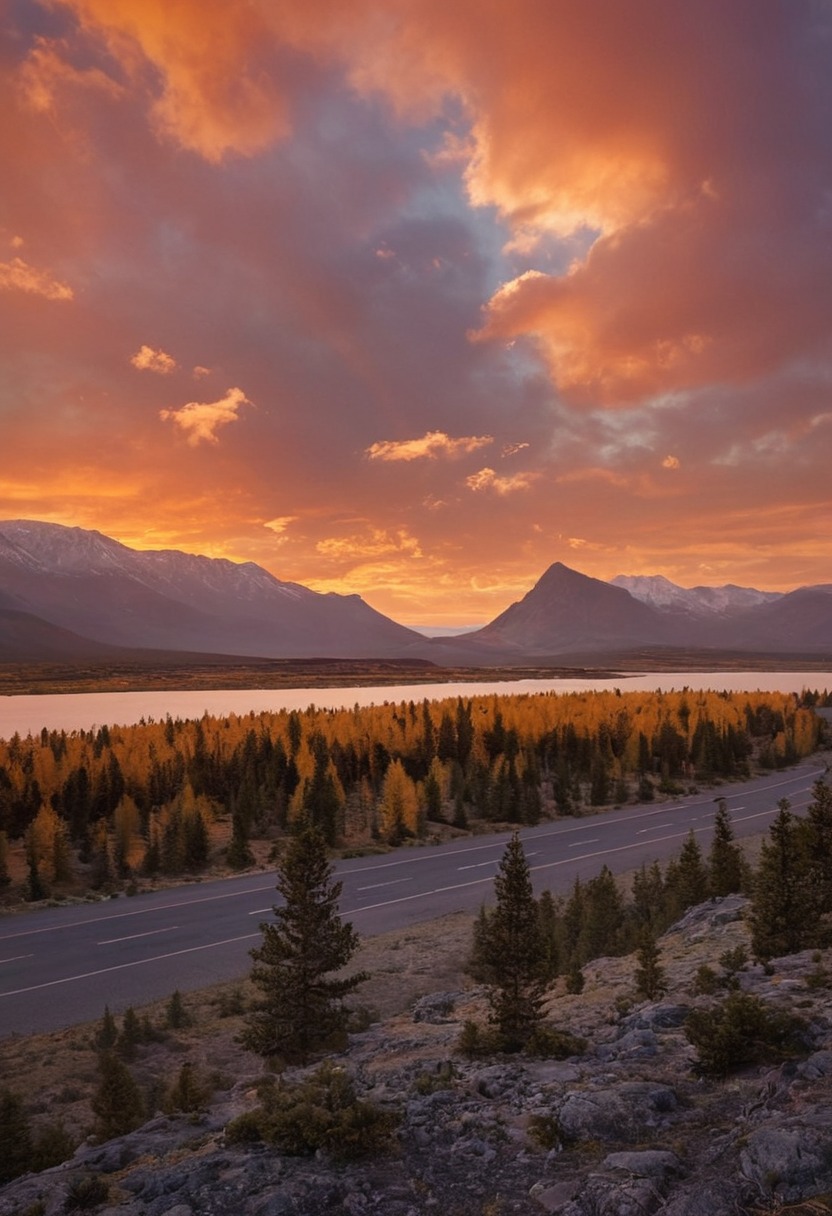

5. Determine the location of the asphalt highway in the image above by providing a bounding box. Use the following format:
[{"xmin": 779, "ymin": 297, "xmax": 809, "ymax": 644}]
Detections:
[{"xmin": 0, "ymin": 760, "xmax": 826, "ymax": 1037}]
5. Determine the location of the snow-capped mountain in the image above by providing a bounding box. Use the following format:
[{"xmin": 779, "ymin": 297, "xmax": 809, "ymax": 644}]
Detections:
[
  {"xmin": 610, "ymin": 574, "xmax": 782, "ymax": 617},
  {"xmin": 0, "ymin": 521, "xmax": 423, "ymax": 659}
]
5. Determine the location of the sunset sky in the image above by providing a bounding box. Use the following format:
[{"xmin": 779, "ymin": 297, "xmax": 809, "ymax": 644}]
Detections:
[{"xmin": 2, "ymin": 1, "xmax": 832, "ymax": 626}]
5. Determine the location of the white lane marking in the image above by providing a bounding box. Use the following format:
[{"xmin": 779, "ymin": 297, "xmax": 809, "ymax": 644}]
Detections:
[
  {"xmin": 0, "ymin": 883, "xmax": 277, "ymax": 944},
  {"xmin": 458, "ymin": 861, "xmax": 500, "ymax": 871},
  {"xmin": 0, "ymin": 954, "xmax": 33, "ymax": 965},
  {"xmin": 97, "ymin": 926, "xmax": 179, "ymax": 946},
  {"xmin": 637, "ymin": 824, "xmax": 673, "ymax": 833},
  {"xmin": 355, "ymin": 879, "xmax": 413, "ymax": 893},
  {"xmin": 0, "ymin": 933, "xmax": 261, "ymax": 1000},
  {"xmin": 569, "ymin": 839, "xmax": 598, "ymax": 848}
]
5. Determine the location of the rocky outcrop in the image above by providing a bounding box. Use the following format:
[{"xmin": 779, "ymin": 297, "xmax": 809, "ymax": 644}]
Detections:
[{"xmin": 1, "ymin": 898, "xmax": 831, "ymax": 1216}]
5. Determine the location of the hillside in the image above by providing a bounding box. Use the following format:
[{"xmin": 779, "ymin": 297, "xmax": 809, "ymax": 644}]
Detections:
[{"xmin": 1, "ymin": 899, "xmax": 830, "ymax": 1216}]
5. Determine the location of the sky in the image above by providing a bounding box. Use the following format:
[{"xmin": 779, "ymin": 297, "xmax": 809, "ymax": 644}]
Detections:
[{"xmin": 2, "ymin": 1, "xmax": 832, "ymax": 627}]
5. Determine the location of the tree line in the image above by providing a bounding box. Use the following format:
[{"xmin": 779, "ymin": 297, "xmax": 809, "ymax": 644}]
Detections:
[{"xmin": 0, "ymin": 687, "xmax": 825, "ymax": 896}]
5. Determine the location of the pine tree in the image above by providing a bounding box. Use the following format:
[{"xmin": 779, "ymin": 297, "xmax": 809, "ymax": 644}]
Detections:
[
  {"xmin": 750, "ymin": 800, "xmax": 813, "ymax": 959},
  {"xmin": 95, "ymin": 1005, "xmax": 118, "ymax": 1050},
  {"xmin": 576, "ymin": 865, "xmax": 624, "ymax": 963},
  {"xmin": 165, "ymin": 989, "xmax": 192, "ymax": 1029},
  {"xmin": 803, "ymin": 780, "xmax": 832, "ymax": 936},
  {"xmin": 708, "ymin": 800, "xmax": 747, "ymax": 897},
  {"xmin": 667, "ymin": 830, "xmax": 709, "ymax": 918},
  {"xmin": 633, "ymin": 929, "xmax": 667, "ymax": 1001},
  {"xmin": 481, "ymin": 833, "xmax": 547, "ymax": 1051},
  {"xmin": 240, "ymin": 827, "xmax": 367, "ymax": 1063},
  {"xmin": 91, "ymin": 1052, "xmax": 145, "ymax": 1140}
]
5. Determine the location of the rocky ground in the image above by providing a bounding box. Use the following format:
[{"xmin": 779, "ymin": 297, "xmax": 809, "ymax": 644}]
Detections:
[{"xmin": 2, "ymin": 898, "xmax": 832, "ymax": 1216}]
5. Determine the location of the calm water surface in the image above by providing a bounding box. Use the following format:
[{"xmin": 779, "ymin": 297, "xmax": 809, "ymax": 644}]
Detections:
[{"xmin": 1, "ymin": 671, "xmax": 830, "ymax": 739}]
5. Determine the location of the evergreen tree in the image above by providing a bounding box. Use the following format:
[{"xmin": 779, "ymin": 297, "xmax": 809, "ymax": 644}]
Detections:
[
  {"xmin": 0, "ymin": 1089, "xmax": 33, "ymax": 1183},
  {"xmin": 25, "ymin": 840, "xmax": 47, "ymax": 902},
  {"xmin": 633, "ymin": 929, "xmax": 667, "ymax": 1001},
  {"xmin": 708, "ymin": 800, "xmax": 747, "ymax": 897},
  {"xmin": 0, "ymin": 829, "xmax": 10, "ymax": 887},
  {"xmin": 750, "ymin": 800, "xmax": 813, "ymax": 959},
  {"xmin": 165, "ymin": 989, "xmax": 192, "ymax": 1029},
  {"xmin": 576, "ymin": 865, "xmax": 624, "ymax": 963},
  {"xmin": 95, "ymin": 1005, "xmax": 118, "ymax": 1050},
  {"xmin": 227, "ymin": 806, "xmax": 254, "ymax": 869},
  {"xmin": 631, "ymin": 861, "xmax": 666, "ymax": 933},
  {"xmin": 117, "ymin": 1006, "xmax": 142, "ymax": 1059},
  {"xmin": 667, "ymin": 830, "xmax": 709, "ymax": 918},
  {"xmin": 240, "ymin": 827, "xmax": 367, "ymax": 1063},
  {"xmin": 91, "ymin": 1052, "xmax": 145, "ymax": 1140},
  {"xmin": 803, "ymin": 780, "xmax": 832, "ymax": 936},
  {"xmin": 480, "ymin": 834, "xmax": 547, "ymax": 1051}
]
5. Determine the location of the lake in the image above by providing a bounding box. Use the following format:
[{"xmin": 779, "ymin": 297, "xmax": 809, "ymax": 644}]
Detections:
[{"xmin": 1, "ymin": 670, "xmax": 830, "ymax": 739}]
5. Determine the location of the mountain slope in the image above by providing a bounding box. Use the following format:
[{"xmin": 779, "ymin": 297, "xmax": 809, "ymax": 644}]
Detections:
[
  {"xmin": 466, "ymin": 563, "xmax": 677, "ymax": 654},
  {"xmin": 0, "ymin": 521, "xmax": 423, "ymax": 660},
  {"xmin": 462, "ymin": 564, "xmax": 832, "ymax": 657}
]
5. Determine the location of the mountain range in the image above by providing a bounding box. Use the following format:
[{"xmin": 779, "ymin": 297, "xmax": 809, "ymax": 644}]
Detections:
[{"xmin": 0, "ymin": 520, "xmax": 829, "ymax": 664}]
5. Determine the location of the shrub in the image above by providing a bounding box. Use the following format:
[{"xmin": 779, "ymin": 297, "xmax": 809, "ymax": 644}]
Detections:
[
  {"xmin": 412, "ymin": 1061, "xmax": 456, "ymax": 1095},
  {"xmin": 64, "ymin": 1174, "xmax": 110, "ymax": 1212},
  {"xmin": 456, "ymin": 1020, "xmax": 502, "ymax": 1059},
  {"xmin": 165, "ymin": 990, "xmax": 192, "ymax": 1029},
  {"xmin": 685, "ymin": 991, "xmax": 808, "ymax": 1076},
  {"xmin": 165, "ymin": 1063, "xmax": 210, "ymax": 1114},
  {"xmin": 692, "ymin": 964, "xmax": 721, "ymax": 996},
  {"xmin": 527, "ymin": 1113, "xmax": 563, "ymax": 1150},
  {"xmin": 524, "ymin": 1025, "xmax": 587, "ymax": 1059},
  {"xmin": 225, "ymin": 1062, "xmax": 398, "ymax": 1162}
]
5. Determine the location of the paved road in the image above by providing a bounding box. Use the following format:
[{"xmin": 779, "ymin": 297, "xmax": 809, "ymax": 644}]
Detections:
[{"xmin": 0, "ymin": 761, "xmax": 827, "ymax": 1037}]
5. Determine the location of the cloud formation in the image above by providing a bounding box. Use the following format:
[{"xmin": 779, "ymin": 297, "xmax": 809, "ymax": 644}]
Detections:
[
  {"xmin": 131, "ymin": 345, "xmax": 177, "ymax": 374},
  {"xmin": 466, "ymin": 467, "xmax": 538, "ymax": 495},
  {"xmin": 2, "ymin": 1, "xmax": 831, "ymax": 623},
  {"xmin": 366, "ymin": 430, "xmax": 493, "ymax": 462},
  {"xmin": 159, "ymin": 388, "xmax": 253, "ymax": 445},
  {"xmin": 0, "ymin": 257, "xmax": 74, "ymax": 301}
]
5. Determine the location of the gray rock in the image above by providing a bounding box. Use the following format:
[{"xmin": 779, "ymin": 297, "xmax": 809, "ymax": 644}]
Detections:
[
  {"xmin": 557, "ymin": 1083, "xmax": 677, "ymax": 1144},
  {"xmin": 602, "ymin": 1151, "xmax": 683, "ymax": 1179},
  {"xmin": 740, "ymin": 1121, "xmax": 832, "ymax": 1201},
  {"xmin": 411, "ymin": 993, "xmax": 457, "ymax": 1023}
]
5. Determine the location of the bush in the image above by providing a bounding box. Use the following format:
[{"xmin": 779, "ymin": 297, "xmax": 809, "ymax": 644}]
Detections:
[
  {"xmin": 412, "ymin": 1061, "xmax": 456, "ymax": 1095},
  {"xmin": 225, "ymin": 1062, "xmax": 398, "ymax": 1162},
  {"xmin": 64, "ymin": 1174, "xmax": 110, "ymax": 1211},
  {"xmin": 165, "ymin": 1063, "xmax": 210, "ymax": 1114},
  {"xmin": 456, "ymin": 1020, "xmax": 502, "ymax": 1059},
  {"xmin": 527, "ymin": 1113, "xmax": 564, "ymax": 1150},
  {"xmin": 524, "ymin": 1025, "xmax": 587, "ymax": 1059},
  {"xmin": 685, "ymin": 992, "xmax": 808, "ymax": 1076}
]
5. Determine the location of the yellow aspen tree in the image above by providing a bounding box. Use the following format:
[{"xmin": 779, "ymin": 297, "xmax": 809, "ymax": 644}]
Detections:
[
  {"xmin": 113, "ymin": 795, "xmax": 142, "ymax": 873},
  {"xmin": 378, "ymin": 759, "xmax": 421, "ymax": 843}
]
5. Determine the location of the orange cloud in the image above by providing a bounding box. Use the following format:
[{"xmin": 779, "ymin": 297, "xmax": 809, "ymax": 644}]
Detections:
[
  {"xmin": 159, "ymin": 387, "xmax": 253, "ymax": 445},
  {"xmin": 465, "ymin": 467, "xmax": 538, "ymax": 495},
  {"xmin": 131, "ymin": 344, "xmax": 177, "ymax": 373},
  {"xmin": 50, "ymin": 0, "xmax": 291, "ymax": 160},
  {"xmin": 0, "ymin": 257, "xmax": 73, "ymax": 300},
  {"xmin": 17, "ymin": 36, "xmax": 124, "ymax": 113},
  {"xmin": 662, "ymin": 455, "xmax": 680, "ymax": 470},
  {"xmin": 316, "ymin": 527, "xmax": 423, "ymax": 560},
  {"xmin": 366, "ymin": 430, "xmax": 493, "ymax": 461}
]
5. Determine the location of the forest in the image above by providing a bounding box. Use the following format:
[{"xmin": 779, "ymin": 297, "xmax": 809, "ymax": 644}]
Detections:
[{"xmin": 0, "ymin": 687, "xmax": 827, "ymax": 895}]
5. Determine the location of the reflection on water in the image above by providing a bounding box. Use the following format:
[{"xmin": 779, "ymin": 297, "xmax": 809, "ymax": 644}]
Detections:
[{"xmin": 1, "ymin": 671, "xmax": 830, "ymax": 739}]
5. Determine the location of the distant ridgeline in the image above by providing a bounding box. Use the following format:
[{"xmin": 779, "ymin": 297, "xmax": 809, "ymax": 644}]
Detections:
[{"xmin": 0, "ymin": 688, "xmax": 827, "ymax": 892}]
